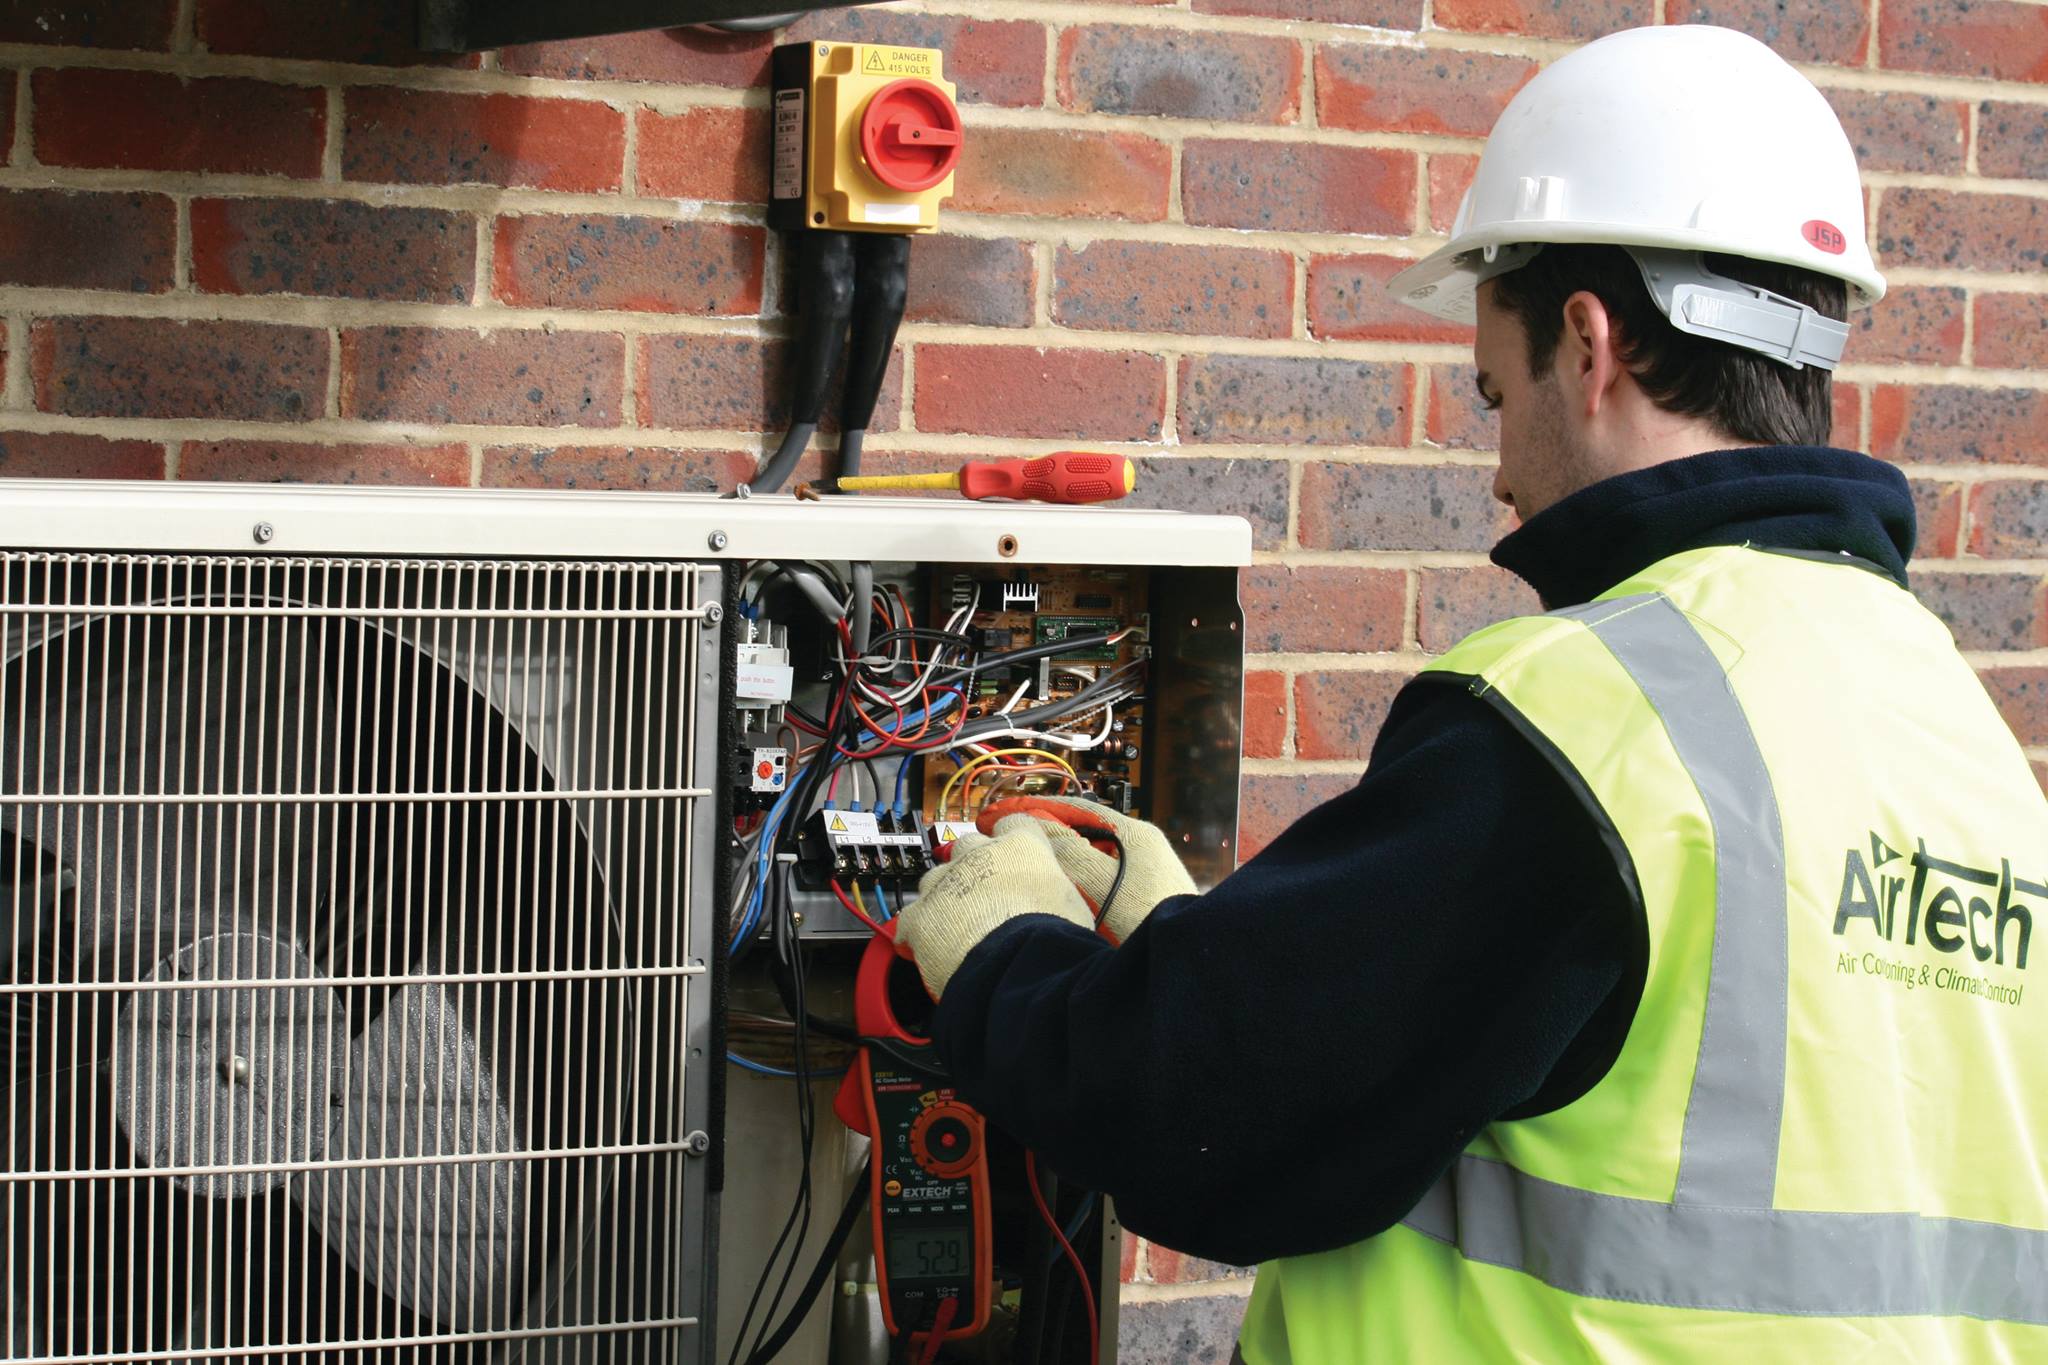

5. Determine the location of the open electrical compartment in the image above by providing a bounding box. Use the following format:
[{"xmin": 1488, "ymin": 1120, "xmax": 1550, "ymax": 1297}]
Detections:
[{"xmin": 0, "ymin": 480, "xmax": 1248, "ymax": 1365}]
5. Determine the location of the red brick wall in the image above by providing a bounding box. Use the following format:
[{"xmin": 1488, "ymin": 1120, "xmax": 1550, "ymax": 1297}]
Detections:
[{"xmin": 2, "ymin": 0, "xmax": 2045, "ymax": 1355}]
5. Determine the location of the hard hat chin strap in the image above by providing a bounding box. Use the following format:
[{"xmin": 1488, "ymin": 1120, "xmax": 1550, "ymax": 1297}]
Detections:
[{"xmin": 1625, "ymin": 247, "xmax": 1847, "ymax": 371}]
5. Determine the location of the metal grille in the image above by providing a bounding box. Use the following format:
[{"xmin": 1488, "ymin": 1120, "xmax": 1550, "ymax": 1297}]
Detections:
[{"xmin": 1, "ymin": 552, "xmax": 720, "ymax": 1364}]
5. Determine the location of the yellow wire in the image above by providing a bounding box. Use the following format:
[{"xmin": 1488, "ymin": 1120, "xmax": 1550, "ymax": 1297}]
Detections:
[{"xmin": 939, "ymin": 747, "xmax": 1080, "ymax": 819}]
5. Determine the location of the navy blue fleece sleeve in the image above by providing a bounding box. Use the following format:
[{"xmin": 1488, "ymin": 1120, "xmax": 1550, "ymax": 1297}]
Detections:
[{"xmin": 929, "ymin": 680, "xmax": 1644, "ymax": 1267}]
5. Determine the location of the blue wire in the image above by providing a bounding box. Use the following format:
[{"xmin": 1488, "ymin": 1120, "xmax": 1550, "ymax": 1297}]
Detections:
[
  {"xmin": 871, "ymin": 882, "xmax": 892, "ymax": 921},
  {"xmin": 727, "ymin": 1051, "xmax": 848, "ymax": 1079}
]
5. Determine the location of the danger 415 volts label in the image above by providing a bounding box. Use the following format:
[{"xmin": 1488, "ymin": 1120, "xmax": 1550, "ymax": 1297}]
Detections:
[{"xmin": 857, "ymin": 46, "xmax": 939, "ymax": 78}]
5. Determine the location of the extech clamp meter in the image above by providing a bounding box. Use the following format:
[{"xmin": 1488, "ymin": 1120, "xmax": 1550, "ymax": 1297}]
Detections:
[
  {"xmin": 770, "ymin": 41, "xmax": 963, "ymax": 233},
  {"xmin": 834, "ymin": 928, "xmax": 993, "ymax": 1350}
]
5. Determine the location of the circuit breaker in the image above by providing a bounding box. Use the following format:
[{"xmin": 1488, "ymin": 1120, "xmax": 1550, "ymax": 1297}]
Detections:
[{"xmin": 771, "ymin": 40, "xmax": 962, "ymax": 233}]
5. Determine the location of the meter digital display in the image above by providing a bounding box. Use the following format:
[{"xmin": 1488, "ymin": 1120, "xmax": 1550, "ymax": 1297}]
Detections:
[{"xmin": 889, "ymin": 1226, "xmax": 970, "ymax": 1280}]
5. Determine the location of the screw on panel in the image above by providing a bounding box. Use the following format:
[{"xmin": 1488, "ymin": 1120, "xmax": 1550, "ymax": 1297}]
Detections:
[
  {"xmin": 708, "ymin": 530, "xmax": 729, "ymax": 551},
  {"xmin": 252, "ymin": 522, "xmax": 275, "ymax": 545},
  {"xmin": 703, "ymin": 603, "xmax": 724, "ymax": 625},
  {"xmin": 684, "ymin": 1130, "xmax": 711, "ymax": 1156},
  {"xmin": 997, "ymin": 534, "xmax": 1019, "ymax": 558}
]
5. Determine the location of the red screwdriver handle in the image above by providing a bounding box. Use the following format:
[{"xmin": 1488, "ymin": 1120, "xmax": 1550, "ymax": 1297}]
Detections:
[{"xmin": 955, "ymin": 451, "xmax": 1136, "ymax": 504}]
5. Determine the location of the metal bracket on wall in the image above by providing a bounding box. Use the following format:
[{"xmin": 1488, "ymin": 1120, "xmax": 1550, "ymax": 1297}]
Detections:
[{"xmin": 419, "ymin": 0, "xmax": 861, "ymax": 52}]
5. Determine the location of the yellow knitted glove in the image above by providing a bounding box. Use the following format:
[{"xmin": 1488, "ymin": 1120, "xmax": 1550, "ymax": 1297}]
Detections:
[
  {"xmin": 1018, "ymin": 797, "xmax": 1198, "ymax": 945},
  {"xmin": 895, "ymin": 814, "xmax": 1091, "ymax": 1000}
]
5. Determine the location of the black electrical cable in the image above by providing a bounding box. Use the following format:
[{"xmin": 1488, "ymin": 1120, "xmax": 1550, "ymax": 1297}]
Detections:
[
  {"xmin": 748, "ymin": 231, "xmax": 856, "ymax": 495},
  {"xmin": 834, "ymin": 232, "xmax": 912, "ymax": 483},
  {"xmin": 920, "ymin": 632, "xmax": 1124, "ymax": 692},
  {"xmin": 739, "ymin": 1151, "xmax": 875, "ymax": 1365},
  {"xmin": 1089, "ymin": 827, "xmax": 1126, "ymax": 928}
]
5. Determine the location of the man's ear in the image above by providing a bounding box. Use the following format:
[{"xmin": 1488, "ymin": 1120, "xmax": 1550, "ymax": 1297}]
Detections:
[{"xmin": 1558, "ymin": 290, "xmax": 1623, "ymax": 419}]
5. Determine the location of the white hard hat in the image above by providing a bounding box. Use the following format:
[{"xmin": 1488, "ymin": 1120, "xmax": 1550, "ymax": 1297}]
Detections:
[{"xmin": 1389, "ymin": 25, "xmax": 1884, "ymax": 371}]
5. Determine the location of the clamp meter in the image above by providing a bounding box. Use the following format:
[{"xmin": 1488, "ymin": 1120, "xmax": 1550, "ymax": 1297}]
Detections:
[{"xmin": 833, "ymin": 929, "xmax": 993, "ymax": 1347}]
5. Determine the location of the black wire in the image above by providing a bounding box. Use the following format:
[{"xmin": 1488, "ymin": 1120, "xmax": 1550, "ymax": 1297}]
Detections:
[
  {"xmin": 920, "ymin": 632, "xmax": 1123, "ymax": 692},
  {"xmin": 739, "ymin": 1151, "xmax": 875, "ymax": 1365},
  {"xmin": 1093, "ymin": 828, "xmax": 1127, "ymax": 928}
]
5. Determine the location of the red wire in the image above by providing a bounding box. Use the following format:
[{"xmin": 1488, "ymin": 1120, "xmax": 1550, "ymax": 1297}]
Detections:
[
  {"xmin": 829, "ymin": 879, "xmax": 889, "ymax": 935},
  {"xmin": 914, "ymin": 1296, "xmax": 958, "ymax": 1365},
  {"xmin": 1025, "ymin": 1150, "xmax": 1098, "ymax": 1365}
]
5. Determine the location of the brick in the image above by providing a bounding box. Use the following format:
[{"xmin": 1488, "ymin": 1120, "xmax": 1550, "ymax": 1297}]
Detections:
[
  {"xmin": 0, "ymin": 191, "xmax": 174, "ymax": 293},
  {"xmin": 1180, "ymin": 356, "xmax": 1407, "ymax": 446},
  {"xmin": 1117, "ymin": 1290, "xmax": 1250, "ymax": 1362},
  {"xmin": 179, "ymin": 441, "xmax": 470, "ymax": 486},
  {"xmin": 0, "ymin": 72, "xmax": 13, "ymax": 155},
  {"xmin": 953, "ymin": 129, "xmax": 1171, "ymax": 221},
  {"xmin": 343, "ymin": 89, "xmax": 625, "ymax": 192},
  {"xmin": 915, "ymin": 345, "xmax": 1164, "ymax": 441},
  {"xmin": 1195, "ymin": 0, "xmax": 1421, "ymax": 20},
  {"xmin": 1145, "ymin": 1245, "xmax": 1256, "ymax": 1283},
  {"xmin": 191, "ymin": 198, "xmax": 474, "ymax": 303},
  {"xmin": 1878, "ymin": 189, "xmax": 2044, "ymax": 273},
  {"xmin": 0, "ymin": 431, "xmax": 164, "ymax": 479},
  {"xmin": 1915, "ymin": 478, "xmax": 1963, "ymax": 557},
  {"xmin": 788, "ymin": 11, "xmax": 1047, "ymax": 108},
  {"xmin": 1849, "ymin": 286, "xmax": 1966, "ymax": 366},
  {"xmin": 906, "ymin": 235, "xmax": 1035, "ymax": 328},
  {"xmin": 33, "ymin": 317, "xmax": 325, "ymax": 421},
  {"xmin": 1978, "ymin": 101, "xmax": 2048, "ymax": 180},
  {"xmin": 1424, "ymin": 363, "xmax": 1498, "ymax": 452},
  {"xmin": 1058, "ymin": 26, "xmax": 1301, "ymax": 123},
  {"xmin": 499, "ymin": 26, "xmax": 770, "ymax": 84},
  {"xmin": 1237, "ymin": 774, "xmax": 1357, "ymax": 861},
  {"xmin": 1968, "ymin": 481, "xmax": 2048, "ymax": 557},
  {"xmin": 1243, "ymin": 564, "xmax": 1406, "ymax": 652},
  {"xmin": 0, "ymin": 1, "xmax": 174, "ymax": 48},
  {"xmin": 1428, "ymin": 154, "xmax": 1479, "ymax": 235},
  {"xmin": 1879, "ymin": 0, "xmax": 2048, "ymax": 82},
  {"xmin": 1119, "ymin": 1234, "xmax": 1140, "ymax": 1287},
  {"xmin": 1432, "ymin": 0, "xmax": 1647, "ymax": 38},
  {"xmin": 1183, "ymin": 140, "xmax": 1414, "ymax": 235},
  {"xmin": 1055, "ymin": 242, "xmax": 1293, "ymax": 339},
  {"xmin": 637, "ymin": 333, "xmax": 903, "ymax": 433},
  {"xmin": 198, "ymin": 0, "xmax": 470, "ymax": 65},
  {"xmin": 1834, "ymin": 383, "xmax": 1863, "ymax": 449},
  {"xmin": 1242, "ymin": 670, "xmax": 1287, "ymax": 758},
  {"xmin": 636, "ymin": 107, "xmax": 768, "ymax": 202},
  {"xmin": 499, "ymin": 28, "xmax": 771, "ymax": 85},
  {"xmin": 1869, "ymin": 385, "xmax": 2048, "ymax": 465},
  {"xmin": 1316, "ymin": 44, "xmax": 1536, "ymax": 138},
  {"xmin": 483, "ymin": 446, "xmax": 752, "ymax": 492},
  {"xmin": 1975, "ymin": 294, "xmax": 2048, "ymax": 370},
  {"xmin": 1914, "ymin": 571, "xmax": 2047, "ymax": 652},
  {"xmin": 1823, "ymin": 90, "xmax": 1967, "ymax": 175},
  {"xmin": 1125, "ymin": 455, "xmax": 1289, "ymax": 549},
  {"xmin": 1977, "ymin": 667, "xmax": 2048, "ymax": 746},
  {"xmin": 1417, "ymin": 565, "xmax": 1541, "ymax": 651},
  {"xmin": 1299, "ymin": 462, "xmax": 1511, "ymax": 551},
  {"xmin": 34, "ymin": 70, "xmax": 323, "ymax": 177},
  {"xmin": 340, "ymin": 327, "xmax": 624, "ymax": 427},
  {"xmin": 1668, "ymin": 0, "xmax": 1869, "ymax": 65},
  {"xmin": 492, "ymin": 215, "xmax": 763, "ymax": 316},
  {"xmin": 1310, "ymin": 254, "xmax": 1471, "ymax": 343},
  {"xmin": 1294, "ymin": 668, "xmax": 1415, "ymax": 759}
]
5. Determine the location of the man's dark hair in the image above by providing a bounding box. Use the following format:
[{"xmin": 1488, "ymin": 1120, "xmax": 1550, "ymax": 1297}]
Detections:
[{"xmin": 1487, "ymin": 244, "xmax": 1847, "ymax": 448}]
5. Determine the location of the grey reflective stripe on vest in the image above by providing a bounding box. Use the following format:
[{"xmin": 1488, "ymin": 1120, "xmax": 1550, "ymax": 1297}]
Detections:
[
  {"xmin": 1556, "ymin": 593, "xmax": 1788, "ymax": 1207},
  {"xmin": 1404, "ymin": 591, "xmax": 2048, "ymax": 1322},
  {"xmin": 1406, "ymin": 1154, "xmax": 2048, "ymax": 1322}
]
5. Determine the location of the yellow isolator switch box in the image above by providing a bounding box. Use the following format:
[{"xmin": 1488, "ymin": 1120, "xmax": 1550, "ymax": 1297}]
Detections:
[{"xmin": 769, "ymin": 41, "xmax": 962, "ymax": 234}]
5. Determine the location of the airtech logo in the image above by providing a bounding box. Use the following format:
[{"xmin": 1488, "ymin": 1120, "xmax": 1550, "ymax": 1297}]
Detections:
[{"xmin": 1832, "ymin": 833, "xmax": 2033, "ymax": 1005}]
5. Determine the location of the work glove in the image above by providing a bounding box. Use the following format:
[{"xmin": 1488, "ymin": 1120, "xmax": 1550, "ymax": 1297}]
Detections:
[
  {"xmin": 979, "ymin": 796, "xmax": 1198, "ymax": 945},
  {"xmin": 894, "ymin": 814, "xmax": 1091, "ymax": 1000}
]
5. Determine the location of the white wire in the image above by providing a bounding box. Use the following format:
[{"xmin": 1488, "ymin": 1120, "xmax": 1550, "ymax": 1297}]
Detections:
[{"xmin": 971, "ymin": 702, "xmax": 1116, "ymax": 751}]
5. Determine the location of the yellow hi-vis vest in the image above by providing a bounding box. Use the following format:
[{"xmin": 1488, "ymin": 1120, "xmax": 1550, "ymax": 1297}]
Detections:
[{"xmin": 1237, "ymin": 545, "xmax": 2048, "ymax": 1363}]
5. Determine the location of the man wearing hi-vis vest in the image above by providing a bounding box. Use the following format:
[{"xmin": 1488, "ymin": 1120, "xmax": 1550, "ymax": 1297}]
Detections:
[{"xmin": 895, "ymin": 22, "xmax": 2048, "ymax": 1362}]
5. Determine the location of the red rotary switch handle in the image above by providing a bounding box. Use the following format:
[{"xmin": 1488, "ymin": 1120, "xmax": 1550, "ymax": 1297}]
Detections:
[
  {"xmin": 908, "ymin": 1101, "xmax": 982, "ymax": 1180},
  {"xmin": 860, "ymin": 79, "xmax": 964, "ymax": 193}
]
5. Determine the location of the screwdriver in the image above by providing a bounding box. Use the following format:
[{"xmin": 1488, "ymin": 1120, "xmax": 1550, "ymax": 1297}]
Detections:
[{"xmin": 816, "ymin": 451, "xmax": 1138, "ymax": 505}]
